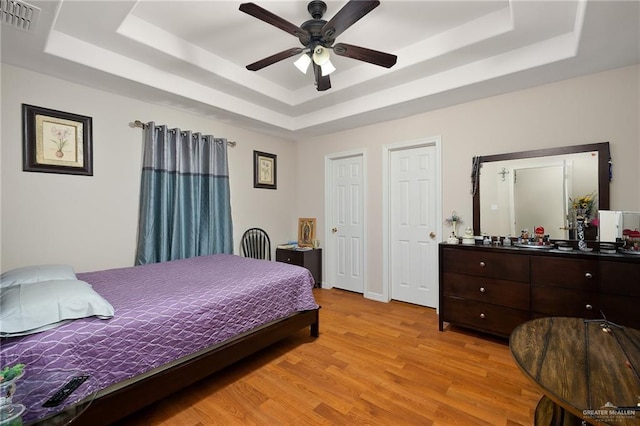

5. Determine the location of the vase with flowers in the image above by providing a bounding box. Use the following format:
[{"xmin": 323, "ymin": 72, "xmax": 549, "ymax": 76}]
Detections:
[
  {"xmin": 570, "ymin": 192, "xmax": 598, "ymax": 248},
  {"xmin": 0, "ymin": 363, "xmax": 26, "ymax": 425},
  {"xmin": 570, "ymin": 192, "xmax": 597, "ymax": 223},
  {"xmin": 444, "ymin": 211, "xmax": 462, "ymax": 237}
]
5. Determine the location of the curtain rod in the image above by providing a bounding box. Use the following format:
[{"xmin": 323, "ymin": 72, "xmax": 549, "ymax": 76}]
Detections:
[{"xmin": 132, "ymin": 120, "xmax": 237, "ymax": 147}]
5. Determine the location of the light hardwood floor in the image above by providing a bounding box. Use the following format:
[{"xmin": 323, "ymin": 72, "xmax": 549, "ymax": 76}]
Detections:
[{"xmin": 120, "ymin": 288, "xmax": 542, "ymax": 425}]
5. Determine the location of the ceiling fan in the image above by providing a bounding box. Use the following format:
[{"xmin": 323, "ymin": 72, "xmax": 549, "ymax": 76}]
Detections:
[{"xmin": 239, "ymin": 0, "xmax": 397, "ymax": 91}]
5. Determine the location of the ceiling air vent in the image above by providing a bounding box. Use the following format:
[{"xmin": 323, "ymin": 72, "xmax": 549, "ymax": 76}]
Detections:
[{"xmin": 1, "ymin": 0, "xmax": 40, "ymax": 32}]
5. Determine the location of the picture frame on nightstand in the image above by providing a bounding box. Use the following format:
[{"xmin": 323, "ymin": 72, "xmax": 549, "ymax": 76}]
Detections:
[{"xmin": 298, "ymin": 218, "xmax": 316, "ymax": 247}]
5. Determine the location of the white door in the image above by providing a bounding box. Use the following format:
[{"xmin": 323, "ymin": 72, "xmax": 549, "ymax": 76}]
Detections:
[
  {"xmin": 390, "ymin": 146, "xmax": 438, "ymax": 307},
  {"xmin": 330, "ymin": 155, "xmax": 364, "ymax": 293}
]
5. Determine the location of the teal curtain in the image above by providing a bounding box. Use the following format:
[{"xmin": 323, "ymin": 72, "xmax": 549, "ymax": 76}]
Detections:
[{"xmin": 135, "ymin": 122, "xmax": 233, "ymax": 265}]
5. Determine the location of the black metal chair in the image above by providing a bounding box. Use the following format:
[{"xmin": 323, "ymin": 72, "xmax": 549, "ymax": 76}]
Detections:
[{"xmin": 240, "ymin": 228, "xmax": 271, "ymax": 260}]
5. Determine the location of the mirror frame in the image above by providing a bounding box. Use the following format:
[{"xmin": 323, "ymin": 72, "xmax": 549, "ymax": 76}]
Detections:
[{"xmin": 472, "ymin": 142, "xmax": 611, "ymax": 236}]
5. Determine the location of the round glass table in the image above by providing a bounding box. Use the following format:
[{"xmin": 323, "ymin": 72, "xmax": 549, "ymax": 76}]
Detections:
[{"xmin": 8, "ymin": 370, "xmax": 98, "ymax": 426}]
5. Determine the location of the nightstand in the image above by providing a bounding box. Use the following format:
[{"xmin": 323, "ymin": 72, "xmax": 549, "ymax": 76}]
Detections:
[{"xmin": 276, "ymin": 248, "xmax": 322, "ymax": 287}]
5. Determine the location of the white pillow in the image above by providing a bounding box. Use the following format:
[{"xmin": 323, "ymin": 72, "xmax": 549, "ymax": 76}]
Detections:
[
  {"xmin": 0, "ymin": 279, "xmax": 114, "ymax": 337},
  {"xmin": 0, "ymin": 264, "xmax": 76, "ymax": 288}
]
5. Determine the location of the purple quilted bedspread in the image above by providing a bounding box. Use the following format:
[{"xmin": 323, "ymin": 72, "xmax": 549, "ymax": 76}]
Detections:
[{"xmin": 0, "ymin": 255, "xmax": 318, "ymax": 420}]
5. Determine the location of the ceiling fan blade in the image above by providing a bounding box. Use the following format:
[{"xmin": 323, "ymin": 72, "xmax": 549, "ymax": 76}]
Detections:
[
  {"xmin": 321, "ymin": 0, "xmax": 380, "ymax": 41},
  {"xmin": 246, "ymin": 47, "xmax": 304, "ymax": 71},
  {"xmin": 239, "ymin": 3, "xmax": 309, "ymax": 44},
  {"xmin": 332, "ymin": 43, "xmax": 397, "ymax": 68},
  {"xmin": 312, "ymin": 63, "xmax": 331, "ymax": 91}
]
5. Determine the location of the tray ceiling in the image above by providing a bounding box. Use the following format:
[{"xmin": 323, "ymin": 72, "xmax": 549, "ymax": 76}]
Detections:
[{"xmin": 1, "ymin": 0, "xmax": 639, "ymax": 139}]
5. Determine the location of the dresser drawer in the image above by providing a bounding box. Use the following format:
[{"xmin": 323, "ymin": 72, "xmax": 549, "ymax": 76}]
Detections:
[
  {"xmin": 600, "ymin": 261, "xmax": 640, "ymax": 296},
  {"xmin": 442, "ymin": 249, "xmax": 529, "ymax": 282},
  {"xmin": 442, "ymin": 272, "xmax": 530, "ymax": 310},
  {"xmin": 531, "ymin": 286, "xmax": 600, "ymax": 319},
  {"xmin": 441, "ymin": 296, "xmax": 530, "ymax": 337},
  {"xmin": 276, "ymin": 249, "xmax": 303, "ymax": 264},
  {"xmin": 531, "ymin": 256, "xmax": 598, "ymax": 291}
]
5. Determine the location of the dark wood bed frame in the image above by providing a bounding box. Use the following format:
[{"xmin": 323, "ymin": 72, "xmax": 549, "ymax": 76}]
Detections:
[{"xmin": 40, "ymin": 309, "xmax": 319, "ymax": 426}]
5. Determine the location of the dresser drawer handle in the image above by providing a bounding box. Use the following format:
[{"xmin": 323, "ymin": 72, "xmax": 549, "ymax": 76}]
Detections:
[
  {"xmin": 480, "ymin": 313, "xmax": 486, "ymax": 319},
  {"xmin": 287, "ymin": 257, "xmax": 291, "ymax": 262},
  {"xmin": 479, "ymin": 287, "xmax": 486, "ymax": 293},
  {"xmin": 586, "ymin": 304, "xmax": 593, "ymax": 310},
  {"xmin": 585, "ymin": 272, "xmax": 593, "ymax": 279},
  {"xmin": 479, "ymin": 261, "xmax": 486, "ymax": 268}
]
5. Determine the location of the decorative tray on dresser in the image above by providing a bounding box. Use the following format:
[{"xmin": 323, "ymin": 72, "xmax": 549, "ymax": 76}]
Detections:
[{"xmin": 439, "ymin": 243, "xmax": 640, "ymax": 338}]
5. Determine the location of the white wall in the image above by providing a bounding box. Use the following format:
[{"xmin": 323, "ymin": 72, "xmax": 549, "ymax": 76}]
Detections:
[
  {"xmin": 3, "ymin": 64, "xmax": 639, "ymax": 284},
  {"xmin": 295, "ymin": 65, "xmax": 640, "ymax": 296},
  {"xmin": 1, "ymin": 64, "xmax": 299, "ymax": 272}
]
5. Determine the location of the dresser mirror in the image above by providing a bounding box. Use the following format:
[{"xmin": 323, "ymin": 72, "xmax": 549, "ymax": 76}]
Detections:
[{"xmin": 472, "ymin": 142, "xmax": 610, "ymax": 240}]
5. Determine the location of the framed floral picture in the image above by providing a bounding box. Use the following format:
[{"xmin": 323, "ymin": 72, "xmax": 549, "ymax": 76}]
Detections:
[
  {"xmin": 253, "ymin": 150, "xmax": 276, "ymax": 189},
  {"xmin": 298, "ymin": 217, "xmax": 316, "ymax": 247},
  {"xmin": 22, "ymin": 104, "xmax": 93, "ymax": 176}
]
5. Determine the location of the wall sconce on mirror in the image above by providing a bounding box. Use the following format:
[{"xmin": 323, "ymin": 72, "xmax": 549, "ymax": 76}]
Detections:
[{"xmin": 498, "ymin": 167, "xmax": 510, "ymax": 181}]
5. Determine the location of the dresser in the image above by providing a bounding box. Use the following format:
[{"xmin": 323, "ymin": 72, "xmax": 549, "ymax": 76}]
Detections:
[
  {"xmin": 439, "ymin": 244, "xmax": 640, "ymax": 338},
  {"xmin": 275, "ymin": 248, "xmax": 322, "ymax": 287}
]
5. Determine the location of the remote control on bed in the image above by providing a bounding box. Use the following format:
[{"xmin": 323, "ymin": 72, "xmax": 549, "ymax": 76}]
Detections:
[{"xmin": 42, "ymin": 374, "xmax": 90, "ymax": 408}]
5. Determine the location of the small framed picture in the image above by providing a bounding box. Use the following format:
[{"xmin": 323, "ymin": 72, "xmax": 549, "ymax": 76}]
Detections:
[
  {"xmin": 298, "ymin": 217, "xmax": 316, "ymax": 247},
  {"xmin": 253, "ymin": 150, "xmax": 277, "ymax": 189},
  {"xmin": 22, "ymin": 104, "xmax": 93, "ymax": 176}
]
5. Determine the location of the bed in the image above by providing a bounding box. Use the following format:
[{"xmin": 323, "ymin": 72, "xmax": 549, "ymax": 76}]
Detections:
[{"xmin": 0, "ymin": 254, "xmax": 320, "ymax": 425}]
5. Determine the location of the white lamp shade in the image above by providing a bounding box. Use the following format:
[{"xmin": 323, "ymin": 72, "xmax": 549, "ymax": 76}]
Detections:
[
  {"xmin": 321, "ymin": 59, "xmax": 336, "ymax": 76},
  {"xmin": 312, "ymin": 46, "xmax": 331, "ymax": 66},
  {"xmin": 294, "ymin": 54, "xmax": 311, "ymax": 74}
]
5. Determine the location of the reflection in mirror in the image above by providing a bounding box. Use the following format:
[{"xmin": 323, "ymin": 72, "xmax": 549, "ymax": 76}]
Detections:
[
  {"xmin": 473, "ymin": 142, "xmax": 610, "ymax": 241},
  {"xmin": 600, "ymin": 211, "xmax": 640, "ymax": 243},
  {"xmin": 480, "ymin": 152, "xmax": 598, "ymax": 239}
]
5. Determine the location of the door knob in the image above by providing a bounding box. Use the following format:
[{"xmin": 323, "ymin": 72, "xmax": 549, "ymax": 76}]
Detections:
[
  {"xmin": 332, "ymin": 227, "xmax": 338, "ymax": 233},
  {"xmin": 429, "ymin": 232, "xmax": 436, "ymax": 239}
]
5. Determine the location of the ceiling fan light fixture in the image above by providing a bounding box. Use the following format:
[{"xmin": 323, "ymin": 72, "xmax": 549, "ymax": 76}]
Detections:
[
  {"xmin": 312, "ymin": 46, "xmax": 331, "ymax": 66},
  {"xmin": 321, "ymin": 59, "xmax": 336, "ymax": 76},
  {"xmin": 241, "ymin": 0, "xmax": 397, "ymax": 91},
  {"xmin": 294, "ymin": 53, "xmax": 312, "ymax": 74}
]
